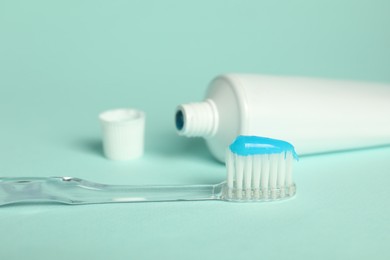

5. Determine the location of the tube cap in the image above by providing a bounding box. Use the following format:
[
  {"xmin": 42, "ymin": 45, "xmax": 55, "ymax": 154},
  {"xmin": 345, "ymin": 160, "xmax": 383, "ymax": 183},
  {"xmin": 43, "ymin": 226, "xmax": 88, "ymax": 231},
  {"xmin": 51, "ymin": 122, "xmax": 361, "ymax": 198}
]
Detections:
[{"xmin": 99, "ymin": 108, "xmax": 145, "ymax": 161}]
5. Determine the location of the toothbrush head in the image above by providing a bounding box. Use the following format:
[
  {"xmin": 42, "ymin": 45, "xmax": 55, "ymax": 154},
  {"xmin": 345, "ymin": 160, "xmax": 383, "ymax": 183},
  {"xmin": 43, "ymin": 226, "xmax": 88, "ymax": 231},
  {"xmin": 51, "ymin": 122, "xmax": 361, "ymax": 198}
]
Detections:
[{"xmin": 223, "ymin": 136, "xmax": 298, "ymax": 202}]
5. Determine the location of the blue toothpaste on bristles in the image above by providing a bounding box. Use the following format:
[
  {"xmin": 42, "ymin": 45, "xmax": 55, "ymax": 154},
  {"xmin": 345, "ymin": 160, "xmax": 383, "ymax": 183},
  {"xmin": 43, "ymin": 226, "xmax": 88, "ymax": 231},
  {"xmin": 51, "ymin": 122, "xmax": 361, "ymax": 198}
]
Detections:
[{"xmin": 225, "ymin": 136, "xmax": 298, "ymax": 201}]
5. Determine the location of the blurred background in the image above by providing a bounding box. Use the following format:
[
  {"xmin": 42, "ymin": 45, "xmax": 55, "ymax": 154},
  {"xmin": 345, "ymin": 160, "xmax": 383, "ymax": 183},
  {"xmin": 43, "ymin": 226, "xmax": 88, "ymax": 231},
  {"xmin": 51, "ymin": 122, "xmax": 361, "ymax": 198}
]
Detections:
[
  {"xmin": 1, "ymin": 0, "xmax": 389, "ymax": 181},
  {"xmin": 0, "ymin": 1, "xmax": 389, "ymax": 259}
]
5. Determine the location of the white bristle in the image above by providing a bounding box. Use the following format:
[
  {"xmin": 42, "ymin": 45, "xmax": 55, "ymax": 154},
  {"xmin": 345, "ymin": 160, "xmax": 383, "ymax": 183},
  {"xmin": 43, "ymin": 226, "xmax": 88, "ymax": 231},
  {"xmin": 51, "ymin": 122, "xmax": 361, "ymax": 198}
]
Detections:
[
  {"xmin": 252, "ymin": 154, "xmax": 261, "ymax": 199},
  {"xmin": 243, "ymin": 156, "xmax": 252, "ymax": 199},
  {"xmin": 235, "ymin": 154, "xmax": 244, "ymax": 200},
  {"xmin": 285, "ymin": 152, "xmax": 293, "ymax": 187},
  {"xmin": 260, "ymin": 154, "xmax": 270, "ymax": 199},
  {"xmin": 226, "ymin": 150, "xmax": 234, "ymax": 188},
  {"xmin": 269, "ymin": 154, "xmax": 278, "ymax": 199},
  {"xmin": 278, "ymin": 154, "xmax": 286, "ymax": 197},
  {"xmin": 225, "ymin": 150, "xmax": 296, "ymax": 201}
]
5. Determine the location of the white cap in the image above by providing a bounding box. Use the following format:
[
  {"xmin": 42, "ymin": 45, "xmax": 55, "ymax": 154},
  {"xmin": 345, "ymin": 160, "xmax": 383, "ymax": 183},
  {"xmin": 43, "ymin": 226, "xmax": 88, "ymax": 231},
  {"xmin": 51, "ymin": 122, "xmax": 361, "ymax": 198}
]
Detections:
[{"xmin": 99, "ymin": 108, "xmax": 145, "ymax": 161}]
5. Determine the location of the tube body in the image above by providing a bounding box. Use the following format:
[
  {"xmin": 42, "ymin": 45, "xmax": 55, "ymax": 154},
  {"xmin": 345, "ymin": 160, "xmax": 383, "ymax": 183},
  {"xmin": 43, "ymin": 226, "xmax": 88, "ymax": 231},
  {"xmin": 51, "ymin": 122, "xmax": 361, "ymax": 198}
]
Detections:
[{"xmin": 176, "ymin": 74, "xmax": 390, "ymax": 162}]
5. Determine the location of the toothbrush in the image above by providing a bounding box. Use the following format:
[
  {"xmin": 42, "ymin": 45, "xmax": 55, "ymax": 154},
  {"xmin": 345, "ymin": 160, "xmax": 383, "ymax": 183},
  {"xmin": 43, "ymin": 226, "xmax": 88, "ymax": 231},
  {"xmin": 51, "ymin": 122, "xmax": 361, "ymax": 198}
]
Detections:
[{"xmin": 0, "ymin": 136, "xmax": 297, "ymax": 206}]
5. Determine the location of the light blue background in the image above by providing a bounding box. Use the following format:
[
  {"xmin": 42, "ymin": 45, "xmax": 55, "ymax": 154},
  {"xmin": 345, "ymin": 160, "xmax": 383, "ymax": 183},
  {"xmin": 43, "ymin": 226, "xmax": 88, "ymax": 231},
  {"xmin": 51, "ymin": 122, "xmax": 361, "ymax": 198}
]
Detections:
[{"xmin": 1, "ymin": 1, "xmax": 389, "ymax": 259}]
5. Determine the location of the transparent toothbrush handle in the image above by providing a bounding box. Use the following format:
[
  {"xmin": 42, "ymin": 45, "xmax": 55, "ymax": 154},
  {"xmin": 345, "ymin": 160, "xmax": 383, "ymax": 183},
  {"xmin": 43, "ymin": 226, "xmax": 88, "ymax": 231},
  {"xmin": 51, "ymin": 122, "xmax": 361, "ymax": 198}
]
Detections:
[{"xmin": 0, "ymin": 177, "xmax": 224, "ymax": 206}]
